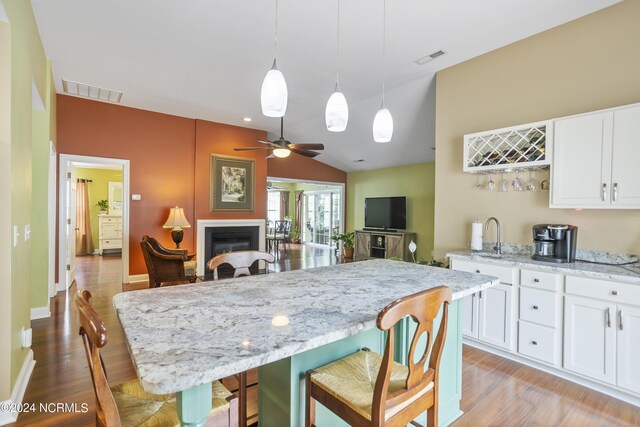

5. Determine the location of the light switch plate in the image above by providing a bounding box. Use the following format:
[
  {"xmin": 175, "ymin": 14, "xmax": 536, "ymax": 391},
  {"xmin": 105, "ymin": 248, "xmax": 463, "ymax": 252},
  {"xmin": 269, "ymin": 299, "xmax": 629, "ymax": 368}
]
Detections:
[
  {"xmin": 131, "ymin": 194, "xmax": 141, "ymax": 200},
  {"xmin": 24, "ymin": 224, "xmax": 31, "ymax": 241},
  {"xmin": 13, "ymin": 225, "xmax": 19, "ymax": 247}
]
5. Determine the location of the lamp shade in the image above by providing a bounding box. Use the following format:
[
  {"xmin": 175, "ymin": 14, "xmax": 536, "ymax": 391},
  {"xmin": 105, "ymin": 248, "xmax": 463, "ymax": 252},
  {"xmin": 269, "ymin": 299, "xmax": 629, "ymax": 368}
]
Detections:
[
  {"xmin": 373, "ymin": 106, "xmax": 393, "ymax": 143},
  {"xmin": 325, "ymin": 88, "xmax": 348, "ymax": 132},
  {"xmin": 261, "ymin": 60, "xmax": 288, "ymax": 117},
  {"xmin": 272, "ymin": 147, "xmax": 291, "ymax": 158},
  {"xmin": 163, "ymin": 206, "xmax": 191, "ymax": 230}
]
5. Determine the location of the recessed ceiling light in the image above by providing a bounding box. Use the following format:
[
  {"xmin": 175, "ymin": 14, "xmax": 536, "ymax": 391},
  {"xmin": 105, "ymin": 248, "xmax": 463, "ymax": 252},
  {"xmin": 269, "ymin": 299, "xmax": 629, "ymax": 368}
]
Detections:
[
  {"xmin": 242, "ymin": 117, "xmax": 252, "ymax": 122},
  {"xmin": 414, "ymin": 50, "xmax": 446, "ymax": 65},
  {"xmin": 62, "ymin": 78, "xmax": 123, "ymax": 103}
]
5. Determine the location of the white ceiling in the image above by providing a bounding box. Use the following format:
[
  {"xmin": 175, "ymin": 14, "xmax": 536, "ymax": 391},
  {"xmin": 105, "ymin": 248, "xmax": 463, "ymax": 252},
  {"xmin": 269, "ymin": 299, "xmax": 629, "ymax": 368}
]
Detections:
[{"xmin": 31, "ymin": 0, "xmax": 620, "ymax": 172}]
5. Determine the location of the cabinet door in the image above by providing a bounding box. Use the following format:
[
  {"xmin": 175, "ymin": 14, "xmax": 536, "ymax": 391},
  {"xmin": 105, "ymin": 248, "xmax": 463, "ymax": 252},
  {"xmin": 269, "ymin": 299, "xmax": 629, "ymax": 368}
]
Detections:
[
  {"xmin": 611, "ymin": 105, "xmax": 640, "ymax": 207},
  {"xmin": 354, "ymin": 232, "xmax": 370, "ymax": 259},
  {"xmin": 385, "ymin": 234, "xmax": 404, "ymax": 260},
  {"xmin": 461, "ymin": 293, "xmax": 479, "ymax": 339},
  {"xmin": 563, "ymin": 295, "xmax": 615, "ymax": 384},
  {"xmin": 616, "ymin": 304, "xmax": 640, "ymax": 394},
  {"xmin": 478, "ymin": 284, "xmax": 513, "ymax": 350},
  {"xmin": 551, "ymin": 112, "xmax": 613, "ymax": 208},
  {"xmin": 101, "ymin": 222, "xmax": 120, "ymax": 239}
]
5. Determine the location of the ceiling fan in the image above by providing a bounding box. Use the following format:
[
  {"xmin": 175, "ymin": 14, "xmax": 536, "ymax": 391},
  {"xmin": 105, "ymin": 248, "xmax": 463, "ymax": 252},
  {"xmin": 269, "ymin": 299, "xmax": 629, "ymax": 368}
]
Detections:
[{"xmin": 234, "ymin": 117, "xmax": 325, "ymax": 159}]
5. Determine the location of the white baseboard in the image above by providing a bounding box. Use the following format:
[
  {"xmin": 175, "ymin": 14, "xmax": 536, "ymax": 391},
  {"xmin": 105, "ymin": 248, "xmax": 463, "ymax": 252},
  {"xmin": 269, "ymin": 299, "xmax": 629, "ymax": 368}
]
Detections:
[
  {"xmin": 0, "ymin": 350, "xmax": 35, "ymax": 425},
  {"xmin": 127, "ymin": 273, "xmax": 149, "ymax": 283},
  {"xmin": 30, "ymin": 306, "xmax": 50, "ymax": 320}
]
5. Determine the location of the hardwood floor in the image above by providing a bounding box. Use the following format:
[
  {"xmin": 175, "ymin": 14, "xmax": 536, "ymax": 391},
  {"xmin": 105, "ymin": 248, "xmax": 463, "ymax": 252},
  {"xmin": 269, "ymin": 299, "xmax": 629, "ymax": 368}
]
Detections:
[{"xmin": 11, "ymin": 246, "xmax": 640, "ymax": 426}]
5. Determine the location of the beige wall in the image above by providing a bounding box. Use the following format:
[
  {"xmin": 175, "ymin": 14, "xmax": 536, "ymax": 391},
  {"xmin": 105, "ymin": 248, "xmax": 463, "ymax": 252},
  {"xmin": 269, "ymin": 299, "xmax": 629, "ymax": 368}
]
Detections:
[{"xmin": 434, "ymin": 1, "xmax": 640, "ymax": 259}]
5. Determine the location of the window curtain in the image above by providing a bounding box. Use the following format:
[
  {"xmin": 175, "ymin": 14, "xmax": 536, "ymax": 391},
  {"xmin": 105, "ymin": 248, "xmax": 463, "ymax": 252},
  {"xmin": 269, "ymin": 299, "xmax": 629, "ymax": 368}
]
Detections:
[
  {"xmin": 294, "ymin": 190, "xmax": 304, "ymax": 231},
  {"xmin": 280, "ymin": 191, "xmax": 290, "ymax": 220},
  {"xmin": 75, "ymin": 179, "xmax": 94, "ymax": 255}
]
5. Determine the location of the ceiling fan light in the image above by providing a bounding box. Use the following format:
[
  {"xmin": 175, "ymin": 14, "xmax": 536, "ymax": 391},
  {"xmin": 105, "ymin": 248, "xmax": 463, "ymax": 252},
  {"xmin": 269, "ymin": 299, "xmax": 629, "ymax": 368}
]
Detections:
[
  {"xmin": 325, "ymin": 89, "xmax": 349, "ymax": 132},
  {"xmin": 261, "ymin": 60, "xmax": 288, "ymax": 117},
  {"xmin": 373, "ymin": 107, "xmax": 393, "ymax": 143},
  {"xmin": 272, "ymin": 147, "xmax": 291, "ymax": 158}
]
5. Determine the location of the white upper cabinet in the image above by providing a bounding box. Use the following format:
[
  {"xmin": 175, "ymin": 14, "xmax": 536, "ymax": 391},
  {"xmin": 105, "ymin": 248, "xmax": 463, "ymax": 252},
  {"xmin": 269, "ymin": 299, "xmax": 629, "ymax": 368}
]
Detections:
[{"xmin": 551, "ymin": 103, "xmax": 640, "ymax": 209}]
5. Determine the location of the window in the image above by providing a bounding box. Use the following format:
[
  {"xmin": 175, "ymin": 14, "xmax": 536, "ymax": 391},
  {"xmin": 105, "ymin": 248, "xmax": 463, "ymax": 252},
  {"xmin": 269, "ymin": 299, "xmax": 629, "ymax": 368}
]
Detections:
[{"xmin": 267, "ymin": 191, "xmax": 281, "ymax": 226}]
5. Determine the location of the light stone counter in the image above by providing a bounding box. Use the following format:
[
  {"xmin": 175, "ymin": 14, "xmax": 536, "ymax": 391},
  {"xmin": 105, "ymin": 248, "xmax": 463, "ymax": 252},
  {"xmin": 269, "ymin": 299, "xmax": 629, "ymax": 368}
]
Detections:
[
  {"xmin": 447, "ymin": 250, "xmax": 640, "ymax": 285},
  {"xmin": 113, "ymin": 258, "xmax": 498, "ymax": 395}
]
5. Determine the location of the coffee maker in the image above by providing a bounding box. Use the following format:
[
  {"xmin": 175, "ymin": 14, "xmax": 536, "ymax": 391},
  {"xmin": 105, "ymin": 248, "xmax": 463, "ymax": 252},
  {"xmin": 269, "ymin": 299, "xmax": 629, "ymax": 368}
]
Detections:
[{"xmin": 532, "ymin": 224, "xmax": 578, "ymax": 263}]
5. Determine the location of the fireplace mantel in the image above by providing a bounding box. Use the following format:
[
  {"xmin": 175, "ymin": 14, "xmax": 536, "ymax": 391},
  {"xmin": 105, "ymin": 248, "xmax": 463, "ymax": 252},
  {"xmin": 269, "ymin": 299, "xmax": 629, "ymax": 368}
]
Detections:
[{"xmin": 196, "ymin": 219, "xmax": 266, "ymax": 276}]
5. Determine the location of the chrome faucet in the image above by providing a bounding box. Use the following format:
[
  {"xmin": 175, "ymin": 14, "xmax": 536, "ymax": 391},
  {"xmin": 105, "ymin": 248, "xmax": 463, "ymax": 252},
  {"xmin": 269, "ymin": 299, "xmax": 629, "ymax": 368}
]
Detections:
[{"xmin": 485, "ymin": 217, "xmax": 502, "ymax": 255}]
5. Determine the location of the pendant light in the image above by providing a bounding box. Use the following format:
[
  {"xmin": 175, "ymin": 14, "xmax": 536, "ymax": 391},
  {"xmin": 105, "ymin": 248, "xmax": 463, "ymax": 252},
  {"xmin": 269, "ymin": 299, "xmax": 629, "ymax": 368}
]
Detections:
[
  {"xmin": 325, "ymin": 0, "xmax": 348, "ymax": 132},
  {"xmin": 373, "ymin": 0, "xmax": 393, "ymax": 143},
  {"xmin": 261, "ymin": 0, "xmax": 288, "ymax": 117}
]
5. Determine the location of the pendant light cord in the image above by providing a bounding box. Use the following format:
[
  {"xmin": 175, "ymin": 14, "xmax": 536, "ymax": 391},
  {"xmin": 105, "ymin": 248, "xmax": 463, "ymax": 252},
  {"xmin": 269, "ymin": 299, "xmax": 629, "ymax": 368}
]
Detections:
[
  {"xmin": 336, "ymin": 0, "xmax": 341, "ymax": 87},
  {"xmin": 382, "ymin": 0, "xmax": 387, "ymax": 106},
  {"xmin": 274, "ymin": 0, "xmax": 279, "ymax": 61}
]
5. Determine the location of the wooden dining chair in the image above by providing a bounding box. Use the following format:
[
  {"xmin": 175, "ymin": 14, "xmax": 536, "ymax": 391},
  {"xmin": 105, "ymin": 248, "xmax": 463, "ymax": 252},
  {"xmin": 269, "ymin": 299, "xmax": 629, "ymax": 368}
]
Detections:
[
  {"xmin": 206, "ymin": 250, "xmax": 276, "ymax": 427},
  {"xmin": 75, "ymin": 289, "xmax": 238, "ymax": 427},
  {"xmin": 305, "ymin": 286, "xmax": 452, "ymax": 427}
]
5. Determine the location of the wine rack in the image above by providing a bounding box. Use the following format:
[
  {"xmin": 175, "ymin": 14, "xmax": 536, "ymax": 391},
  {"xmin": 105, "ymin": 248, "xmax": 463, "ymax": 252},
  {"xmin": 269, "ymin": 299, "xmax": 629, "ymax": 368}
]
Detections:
[{"xmin": 463, "ymin": 120, "xmax": 552, "ymax": 173}]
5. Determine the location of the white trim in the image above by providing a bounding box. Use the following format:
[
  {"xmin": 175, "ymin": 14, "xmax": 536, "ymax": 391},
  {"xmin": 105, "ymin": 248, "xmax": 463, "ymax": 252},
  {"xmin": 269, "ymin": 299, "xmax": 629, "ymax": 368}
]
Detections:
[
  {"xmin": 128, "ymin": 273, "xmax": 149, "ymax": 283},
  {"xmin": 0, "ymin": 351, "xmax": 35, "ymax": 426},
  {"xmin": 196, "ymin": 219, "xmax": 266, "ymax": 276},
  {"xmin": 55, "ymin": 282, "xmax": 65, "ymax": 292},
  {"xmin": 58, "ymin": 154, "xmax": 130, "ymax": 289},
  {"xmin": 48, "ymin": 141, "xmax": 57, "ymax": 298},
  {"xmin": 30, "ymin": 306, "xmax": 50, "ymax": 320},
  {"xmin": 463, "ymin": 339, "xmax": 640, "ymax": 408}
]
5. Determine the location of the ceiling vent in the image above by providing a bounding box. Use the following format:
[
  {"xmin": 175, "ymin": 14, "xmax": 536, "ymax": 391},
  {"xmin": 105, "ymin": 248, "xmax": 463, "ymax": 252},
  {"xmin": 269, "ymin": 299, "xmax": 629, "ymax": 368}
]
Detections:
[
  {"xmin": 414, "ymin": 50, "xmax": 446, "ymax": 65},
  {"xmin": 62, "ymin": 79, "xmax": 123, "ymax": 103}
]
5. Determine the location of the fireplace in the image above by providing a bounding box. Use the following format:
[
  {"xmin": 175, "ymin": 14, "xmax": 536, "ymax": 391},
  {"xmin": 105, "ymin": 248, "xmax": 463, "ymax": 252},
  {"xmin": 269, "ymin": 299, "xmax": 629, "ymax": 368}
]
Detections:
[{"xmin": 196, "ymin": 219, "xmax": 267, "ymax": 277}]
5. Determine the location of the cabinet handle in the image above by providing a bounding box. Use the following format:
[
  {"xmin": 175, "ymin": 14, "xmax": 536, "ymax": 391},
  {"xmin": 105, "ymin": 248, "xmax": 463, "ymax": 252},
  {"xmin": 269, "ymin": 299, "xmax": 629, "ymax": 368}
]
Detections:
[
  {"xmin": 611, "ymin": 290, "xmax": 618, "ymax": 296},
  {"xmin": 619, "ymin": 310, "xmax": 624, "ymax": 331},
  {"xmin": 531, "ymin": 341, "xmax": 538, "ymax": 346},
  {"xmin": 532, "ymin": 305, "xmax": 539, "ymax": 310},
  {"xmin": 613, "ymin": 183, "xmax": 618, "ymax": 202},
  {"xmin": 475, "ymin": 269, "xmax": 481, "ymax": 273},
  {"xmin": 479, "ymin": 291, "xmax": 482, "ymax": 299},
  {"xmin": 602, "ymin": 183, "xmax": 607, "ymax": 202},
  {"xmin": 533, "ymin": 278, "xmax": 540, "ymax": 283},
  {"xmin": 606, "ymin": 307, "xmax": 612, "ymax": 328}
]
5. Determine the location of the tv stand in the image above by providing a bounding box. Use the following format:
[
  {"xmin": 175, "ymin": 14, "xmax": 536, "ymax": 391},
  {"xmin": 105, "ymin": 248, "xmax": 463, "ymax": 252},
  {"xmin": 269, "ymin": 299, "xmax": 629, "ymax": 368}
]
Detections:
[{"xmin": 354, "ymin": 230, "xmax": 416, "ymax": 262}]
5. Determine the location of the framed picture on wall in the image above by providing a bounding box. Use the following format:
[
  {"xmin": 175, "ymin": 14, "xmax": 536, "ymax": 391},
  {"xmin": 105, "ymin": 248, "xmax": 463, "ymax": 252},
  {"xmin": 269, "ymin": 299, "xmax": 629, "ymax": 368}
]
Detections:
[{"xmin": 210, "ymin": 154, "xmax": 255, "ymax": 213}]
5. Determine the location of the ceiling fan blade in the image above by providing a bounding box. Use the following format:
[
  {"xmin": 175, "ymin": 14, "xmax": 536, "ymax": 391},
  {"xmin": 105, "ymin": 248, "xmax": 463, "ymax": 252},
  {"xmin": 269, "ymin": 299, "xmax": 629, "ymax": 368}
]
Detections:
[
  {"xmin": 234, "ymin": 147, "xmax": 271, "ymax": 151},
  {"xmin": 290, "ymin": 148, "xmax": 321, "ymax": 158},
  {"xmin": 266, "ymin": 153, "xmax": 275, "ymax": 159},
  {"xmin": 288, "ymin": 143, "xmax": 325, "ymax": 151},
  {"xmin": 258, "ymin": 139, "xmax": 279, "ymax": 147}
]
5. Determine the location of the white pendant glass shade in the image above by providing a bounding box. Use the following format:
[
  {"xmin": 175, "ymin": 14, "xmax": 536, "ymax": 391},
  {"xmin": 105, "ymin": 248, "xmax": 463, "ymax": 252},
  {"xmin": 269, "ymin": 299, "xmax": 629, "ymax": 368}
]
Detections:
[
  {"xmin": 373, "ymin": 107, "xmax": 393, "ymax": 143},
  {"xmin": 272, "ymin": 148, "xmax": 291, "ymax": 158},
  {"xmin": 325, "ymin": 88, "xmax": 349, "ymax": 132},
  {"xmin": 261, "ymin": 60, "xmax": 288, "ymax": 117}
]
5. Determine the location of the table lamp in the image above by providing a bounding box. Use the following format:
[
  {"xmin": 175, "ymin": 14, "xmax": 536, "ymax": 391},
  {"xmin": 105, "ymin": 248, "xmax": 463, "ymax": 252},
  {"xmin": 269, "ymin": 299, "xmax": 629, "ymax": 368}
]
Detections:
[{"xmin": 163, "ymin": 205, "xmax": 191, "ymax": 248}]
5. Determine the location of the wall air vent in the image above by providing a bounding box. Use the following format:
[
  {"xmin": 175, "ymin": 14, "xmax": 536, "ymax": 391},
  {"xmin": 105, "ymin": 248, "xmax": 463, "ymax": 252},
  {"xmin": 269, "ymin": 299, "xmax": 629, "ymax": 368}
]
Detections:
[
  {"xmin": 414, "ymin": 50, "xmax": 446, "ymax": 65},
  {"xmin": 62, "ymin": 79, "xmax": 123, "ymax": 103}
]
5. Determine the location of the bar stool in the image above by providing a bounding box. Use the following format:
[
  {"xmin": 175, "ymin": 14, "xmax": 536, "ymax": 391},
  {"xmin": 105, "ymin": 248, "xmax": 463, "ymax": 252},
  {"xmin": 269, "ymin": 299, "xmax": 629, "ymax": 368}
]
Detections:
[{"xmin": 305, "ymin": 286, "xmax": 452, "ymax": 427}]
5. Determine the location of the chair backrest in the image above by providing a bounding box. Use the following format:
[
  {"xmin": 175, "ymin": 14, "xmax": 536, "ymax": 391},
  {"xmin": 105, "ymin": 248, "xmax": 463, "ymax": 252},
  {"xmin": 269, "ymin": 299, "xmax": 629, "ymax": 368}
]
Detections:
[
  {"xmin": 274, "ymin": 220, "xmax": 290, "ymax": 235},
  {"xmin": 206, "ymin": 250, "xmax": 275, "ymax": 280},
  {"xmin": 76, "ymin": 290, "xmax": 121, "ymax": 427},
  {"xmin": 140, "ymin": 236, "xmax": 158, "ymax": 283},
  {"xmin": 372, "ymin": 286, "xmax": 452, "ymax": 425}
]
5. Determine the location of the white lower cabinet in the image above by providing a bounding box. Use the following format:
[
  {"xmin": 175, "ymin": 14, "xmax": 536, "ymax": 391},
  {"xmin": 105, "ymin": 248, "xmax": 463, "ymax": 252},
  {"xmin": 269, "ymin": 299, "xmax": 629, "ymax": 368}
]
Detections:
[
  {"xmin": 478, "ymin": 284, "xmax": 512, "ymax": 350},
  {"xmin": 563, "ymin": 295, "xmax": 616, "ymax": 384},
  {"xmin": 616, "ymin": 304, "xmax": 640, "ymax": 395},
  {"xmin": 461, "ymin": 292, "xmax": 479, "ymax": 339},
  {"xmin": 518, "ymin": 321, "xmax": 556, "ymax": 365}
]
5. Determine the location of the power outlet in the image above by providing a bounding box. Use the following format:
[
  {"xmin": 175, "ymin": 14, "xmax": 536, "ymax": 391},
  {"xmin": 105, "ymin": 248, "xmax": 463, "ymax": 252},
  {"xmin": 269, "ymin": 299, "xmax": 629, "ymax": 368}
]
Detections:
[
  {"xmin": 13, "ymin": 225, "xmax": 20, "ymax": 247},
  {"xmin": 24, "ymin": 224, "xmax": 31, "ymax": 241},
  {"xmin": 21, "ymin": 327, "xmax": 32, "ymax": 348}
]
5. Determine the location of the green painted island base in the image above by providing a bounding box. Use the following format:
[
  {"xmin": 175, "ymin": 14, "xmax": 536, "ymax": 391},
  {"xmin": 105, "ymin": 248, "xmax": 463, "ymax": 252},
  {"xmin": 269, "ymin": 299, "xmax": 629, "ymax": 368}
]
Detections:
[{"xmin": 258, "ymin": 300, "xmax": 463, "ymax": 427}]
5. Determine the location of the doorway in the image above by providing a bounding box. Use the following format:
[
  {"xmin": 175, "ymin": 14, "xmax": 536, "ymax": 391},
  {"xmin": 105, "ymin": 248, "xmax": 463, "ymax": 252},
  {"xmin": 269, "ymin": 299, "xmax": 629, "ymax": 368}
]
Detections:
[{"xmin": 58, "ymin": 154, "xmax": 130, "ymax": 289}]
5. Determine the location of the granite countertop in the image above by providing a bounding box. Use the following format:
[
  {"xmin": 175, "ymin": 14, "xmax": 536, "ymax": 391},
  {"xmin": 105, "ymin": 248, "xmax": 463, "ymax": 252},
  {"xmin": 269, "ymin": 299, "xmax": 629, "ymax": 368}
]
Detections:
[
  {"xmin": 112, "ymin": 258, "xmax": 499, "ymax": 394},
  {"xmin": 447, "ymin": 250, "xmax": 640, "ymax": 285}
]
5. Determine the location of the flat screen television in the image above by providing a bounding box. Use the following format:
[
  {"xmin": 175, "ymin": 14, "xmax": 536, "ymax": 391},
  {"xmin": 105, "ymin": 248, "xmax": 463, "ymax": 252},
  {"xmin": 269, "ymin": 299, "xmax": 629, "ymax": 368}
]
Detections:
[{"xmin": 364, "ymin": 196, "xmax": 406, "ymax": 230}]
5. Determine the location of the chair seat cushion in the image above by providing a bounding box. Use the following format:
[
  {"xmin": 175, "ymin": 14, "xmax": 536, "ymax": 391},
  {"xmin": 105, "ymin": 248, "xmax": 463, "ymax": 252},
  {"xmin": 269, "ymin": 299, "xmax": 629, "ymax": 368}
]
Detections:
[
  {"xmin": 310, "ymin": 349, "xmax": 433, "ymax": 421},
  {"xmin": 111, "ymin": 379, "xmax": 232, "ymax": 426},
  {"xmin": 183, "ymin": 260, "xmax": 197, "ymax": 276}
]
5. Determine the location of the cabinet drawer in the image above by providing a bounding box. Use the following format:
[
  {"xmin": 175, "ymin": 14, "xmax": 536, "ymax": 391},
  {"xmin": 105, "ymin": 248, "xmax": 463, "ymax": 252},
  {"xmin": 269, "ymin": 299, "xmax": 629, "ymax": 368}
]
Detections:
[
  {"xmin": 519, "ymin": 288, "xmax": 557, "ymax": 328},
  {"xmin": 518, "ymin": 321, "xmax": 556, "ymax": 365},
  {"xmin": 520, "ymin": 269, "xmax": 561, "ymax": 291},
  {"xmin": 565, "ymin": 275, "xmax": 640, "ymax": 303},
  {"xmin": 451, "ymin": 259, "xmax": 514, "ymax": 284},
  {"xmin": 101, "ymin": 239, "xmax": 122, "ymax": 249}
]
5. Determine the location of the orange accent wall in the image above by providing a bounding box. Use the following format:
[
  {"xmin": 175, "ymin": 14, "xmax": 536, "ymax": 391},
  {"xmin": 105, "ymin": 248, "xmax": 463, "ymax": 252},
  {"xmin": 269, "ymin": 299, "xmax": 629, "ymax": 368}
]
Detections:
[
  {"xmin": 267, "ymin": 153, "xmax": 347, "ymax": 183},
  {"xmin": 57, "ymin": 95, "xmax": 347, "ymax": 278}
]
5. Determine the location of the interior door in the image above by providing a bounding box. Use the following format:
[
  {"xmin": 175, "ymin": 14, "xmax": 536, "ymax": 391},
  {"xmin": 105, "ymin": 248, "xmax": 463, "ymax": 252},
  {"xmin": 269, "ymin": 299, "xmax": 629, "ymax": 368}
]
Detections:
[
  {"xmin": 611, "ymin": 105, "xmax": 640, "ymax": 207},
  {"xmin": 478, "ymin": 284, "xmax": 512, "ymax": 350},
  {"xmin": 616, "ymin": 303, "xmax": 640, "ymax": 394},
  {"xmin": 66, "ymin": 163, "xmax": 77, "ymax": 287}
]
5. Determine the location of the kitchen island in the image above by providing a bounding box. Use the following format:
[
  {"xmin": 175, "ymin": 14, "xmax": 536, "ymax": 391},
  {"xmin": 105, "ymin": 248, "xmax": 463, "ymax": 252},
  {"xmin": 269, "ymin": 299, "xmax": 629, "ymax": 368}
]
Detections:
[{"xmin": 113, "ymin": 258, "xmax": 499, "ymax": 426}]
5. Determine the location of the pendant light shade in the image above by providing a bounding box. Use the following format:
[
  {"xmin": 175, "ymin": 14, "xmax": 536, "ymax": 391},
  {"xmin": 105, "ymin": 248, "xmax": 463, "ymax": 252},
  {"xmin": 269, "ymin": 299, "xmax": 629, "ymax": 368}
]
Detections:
[
  {"xmin": 373, "ymin": 106, "xmax": 393, "ymax": 143},
  {"xmin": 325, "ymin": 86, "xmax": 348, "ymax": 132},
  {"xmin": 261, "ymin": 59, "xmax": 288, "ymax": 117}
]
